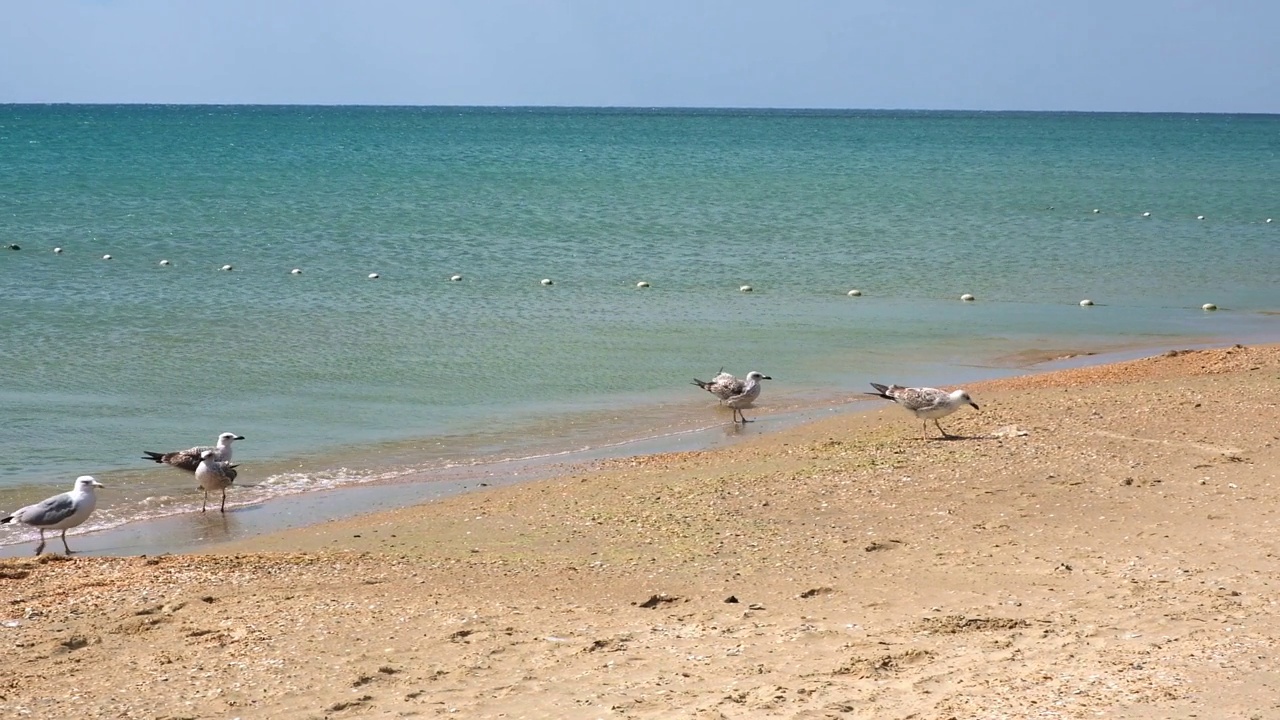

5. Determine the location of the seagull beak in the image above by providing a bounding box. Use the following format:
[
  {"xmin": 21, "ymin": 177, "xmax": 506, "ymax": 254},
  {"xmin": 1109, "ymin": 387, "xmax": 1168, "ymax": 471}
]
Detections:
[
  {"xmin": 969, "ymin": 402, "xmax": 980, "ymax": 410},
  {"xmin": 93, "ymin": 481, "xmax": 106, "ymax": 488},
  {"xmin": 234, "ymin": 435, "xmax": 245, "ymax": 440},
  {"xmin": 762, "ymin": 375, "xmax": 773, "ymax": 380}
]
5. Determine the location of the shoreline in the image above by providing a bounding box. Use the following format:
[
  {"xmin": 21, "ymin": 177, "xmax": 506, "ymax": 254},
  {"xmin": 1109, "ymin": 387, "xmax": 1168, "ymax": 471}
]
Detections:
[
  {"xmin": 4, "ymin": 342, "xmax": 1278, "ymax": 718},
  {"xmin": 1, "ymin": 334, "xmax": 1266, "ymax": 559}
]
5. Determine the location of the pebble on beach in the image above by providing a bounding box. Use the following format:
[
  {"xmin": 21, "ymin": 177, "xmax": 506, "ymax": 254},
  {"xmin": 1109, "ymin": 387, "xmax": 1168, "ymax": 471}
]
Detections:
[
  {"xmin": 541, "ymin": 278, "xmax": 553, "ymax": 286},
  {"xmin": 1080, "ymin": 299, "xmax": 1094, "ymax": 306},
  {"xmin": 740, "ymin": 285, "xmax": 753, "ymax": 293},
  {"xmin": 847, "ymin": 289, "xmax": 862, "ymax": 297},
  {"xmin": 961, "ymin": 293, "xmax": 975, "ymax": 302},
  {"xmin": 1202, "ymin": 303, "xmax": 1218, "ymax": 311}
]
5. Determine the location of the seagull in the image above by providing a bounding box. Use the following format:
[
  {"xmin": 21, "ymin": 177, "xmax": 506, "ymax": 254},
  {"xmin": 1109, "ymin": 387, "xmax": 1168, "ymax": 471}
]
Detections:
[
  {"xmin": 195, "ymin": 450, "xmax": 239, "ymax": 513},
  {"xmin": 143, "ymin": 432, "xmax": 244, "ymax": 473},
  {"xmin": 2, "ymin": 475, "xmax": 104, "ymax": 555},
  {"xmin": 867, "ymin": 382, "xmax": 980, "ymax": 439},
  {"xmin": 694, "ymin": 370, "xmax": 772, "ymax": 424}
]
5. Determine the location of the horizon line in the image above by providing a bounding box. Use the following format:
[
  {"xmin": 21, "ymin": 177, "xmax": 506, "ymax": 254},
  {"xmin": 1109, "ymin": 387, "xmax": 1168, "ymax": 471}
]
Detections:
[{"xmin": 2, "ymin": 102, "xmax": 1277, "ymax": 116}]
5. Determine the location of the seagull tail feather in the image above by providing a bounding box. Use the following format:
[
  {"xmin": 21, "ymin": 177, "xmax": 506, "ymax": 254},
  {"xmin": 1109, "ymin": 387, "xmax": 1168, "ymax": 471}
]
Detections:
[
  {"xmin": 866, "ymin": 382, "xmax": 895, "ymax": 400},
  {"xmin": 0, "ymin": 515, "xmax": 13, "ymax": 524},
  {"xmin": 692, "ymin": 378, "xmax": 711, "ymax": 390},
  {"xmin": 141, "ymin": 451, "xmax": 167, "ymax": 463}
]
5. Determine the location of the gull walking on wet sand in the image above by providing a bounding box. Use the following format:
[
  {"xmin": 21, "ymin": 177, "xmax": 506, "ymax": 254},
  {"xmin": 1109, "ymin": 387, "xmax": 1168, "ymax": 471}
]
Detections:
[
  {"xmin": 196, "ymin": 450, "xmax": 239, "ymax": 513},
  {"xmin": 143, "ymin": 432, "xmax": 244, "ymax": 473},
  {"xmin": 1, "ymin": 475, "xmax": 104, "ymax": 555},
  {"xmin": 867, "ymin": 382, "xmax": 979, "ymax": 439},
  {"xmin": 694, "ymin": 370, "xmax": 772, "ymax": 424}
]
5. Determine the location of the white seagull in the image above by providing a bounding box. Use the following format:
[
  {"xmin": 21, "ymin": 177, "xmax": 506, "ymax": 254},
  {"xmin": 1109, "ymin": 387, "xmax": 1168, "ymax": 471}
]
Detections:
[
  {"xmin": 143, "ymin": 432, "xmax": 244, "ymax": 473},
  {"xmin": 195, "ymin": 450, "xmax": 239, "ymax": 513},
  {"xmin": 2, "ymin": 475, "xmax": 105, "ymax": 555},
  {"xmin": 868, "ymin": 382, "xmax": 980, "ymax": 439},
  {"xmin": 693, "ymin": 369, "xmax": 772, "ymax": 424}
]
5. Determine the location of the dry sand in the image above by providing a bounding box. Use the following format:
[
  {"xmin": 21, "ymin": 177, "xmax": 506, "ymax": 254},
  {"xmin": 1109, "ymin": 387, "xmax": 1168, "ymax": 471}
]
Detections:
[{"xmin": 3, "ymin": 344, "xmax": 1279, "ymax": 719}]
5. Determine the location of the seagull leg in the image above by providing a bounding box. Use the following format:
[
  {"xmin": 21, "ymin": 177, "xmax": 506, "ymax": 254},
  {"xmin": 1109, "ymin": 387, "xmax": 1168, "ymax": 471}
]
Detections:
[
  {"xmin": 934, "ymin": 419, "xmax": 954, "ymax": 439},
  {"xmin": 201, "ymin": 490, "xmax": 208, "ymax": 513},
  {"xmin": 61, "ymin": 529, "xmax": 72, "ymax": 555},
  {"xmin": 34, "ymin": 530, "xmax": 46, "ymax": 555},
  {"xmin": 220, "ymin": 489, "xmax": 227, "ymax": 513}
]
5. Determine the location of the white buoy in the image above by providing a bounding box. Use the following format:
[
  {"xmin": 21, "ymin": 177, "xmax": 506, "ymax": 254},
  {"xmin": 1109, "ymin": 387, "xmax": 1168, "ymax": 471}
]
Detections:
[
  {"xmin": 369, "ymin": 273, "xmax": 380, "ymax": 279},
  {"xmin": 450, "ymin": 274, "xmax": 463, "ymax": 282},
  {"xmin": 1196, "ymin": 215, "xmax": 1205, "ymax": 220},
  {"xmin": 1267, "ymin": 218, "xmax": 1273, "ymax": 224},
  {"xmin": 102, "ymin": 254, "xmax": 112, "ymax": 260},
  {"xmin": 636, "ymin": 281, "xmax": 649, "ymax": 288},
  {"xmin": 847, "ymin": 289, "xmax": 862, "ymax": 297},
  {"xmin": 1202, "ymin": 303, "xmax": 1217, "ymax": 311},
  {"xmin": 739, "ymin": 285, "xmax": 753, "ymax": 293},
  {"xmin": 1092, "ymin": 209, "xmax": 1100, "ymax": 214},
  {"xmin": 1142, "ymin": 211, "xmax": 1151, "ymax": 218},
  {"xmin": 1080, "ymin": 299, "xmax": 1094, "ymax": 307},
  {"xmin": 540, "ymin": 278, "xmax": 553, "ymax": 286},
  {"xmin": 960, "ymin": 293, "xmax": 975, "ymax": 302},
  {"xmin": 159, "ymin": 259, "xmax": 170, "ymax": 266},
  {"xmin": 290, "ymin": 268, "xmax": 302, "ymax": 275},
  {"xmin": 220, "ymin": 264, "xmax": 233, "ymax": 271},
  {"xmin": 53, "ymin": 247, "xmax": 63, "ymax": 254}
]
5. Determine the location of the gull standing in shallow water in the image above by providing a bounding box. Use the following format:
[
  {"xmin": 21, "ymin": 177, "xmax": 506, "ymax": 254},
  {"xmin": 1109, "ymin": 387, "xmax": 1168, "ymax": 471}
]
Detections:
[
  {"xmin": 142, "ymin": 432, "xmax": 244, "ymax": 473},
  {"xmin": 1, "ymin": 476, "xmax": 104, "ymax": 555},
  {"xmin": 694, "ymin": 370, "xmax": 772, "ymax": 424},
  {"xmin": 195, "ymin": 450, "xmax": 239, "ymax": 513},
  {"xmin": 867, "ymin": 382, "xmax": 980, "ymax": 439}
]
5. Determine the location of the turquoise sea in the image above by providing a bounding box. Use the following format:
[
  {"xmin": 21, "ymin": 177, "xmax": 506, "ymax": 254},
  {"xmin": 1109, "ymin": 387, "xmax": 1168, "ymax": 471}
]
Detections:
[{"xmin": 2, "ymin": 106, "xmax": 1278, "ymax": 550}]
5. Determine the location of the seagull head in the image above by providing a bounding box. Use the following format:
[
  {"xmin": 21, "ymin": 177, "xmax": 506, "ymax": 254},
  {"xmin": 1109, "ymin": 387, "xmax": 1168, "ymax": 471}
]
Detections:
[
  {"xmin": 746, "ymin": 371, "xmax": 772, "ymax": 381},
  {"xmin": 200, "ymin": 450, "xmax": 218, "ymax": 461},
  {"xmin": 75, "ymin": 475, "xmax": 105, "ymax": 490},
  {"xmin": 218, "ymin": 432, "xmax": 245, "ymax": 445},
  {"xmin": 956, "ymin": 390, "xmax": 979, "ymax": 410}
]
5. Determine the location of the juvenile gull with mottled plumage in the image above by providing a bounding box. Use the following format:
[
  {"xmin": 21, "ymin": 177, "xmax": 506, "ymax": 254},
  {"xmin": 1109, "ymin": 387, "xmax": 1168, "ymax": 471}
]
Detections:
[
  {"xmin": 195, "ymin": 450, "xmax": 239, "ymax": 513},
  {"xmin": 143, "ymin": 432, "xmax": 244, "ymax": 473},
  {"xmin": 694, "ymin": 369, "xmax": 772, "ymax": 424},
  {"xmin": 868, "ymin": 382, "xmax": 979, "ymax": 439},
  {"xmin": 1, "ymin": 475, "xmax": 104, "ymax": 555}
]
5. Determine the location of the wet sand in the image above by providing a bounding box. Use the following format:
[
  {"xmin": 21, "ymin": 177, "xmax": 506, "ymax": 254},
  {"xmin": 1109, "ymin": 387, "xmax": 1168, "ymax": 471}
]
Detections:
[{"xmin": 3, "ymin": 344, "xmax": 1280, "ymax": 718}]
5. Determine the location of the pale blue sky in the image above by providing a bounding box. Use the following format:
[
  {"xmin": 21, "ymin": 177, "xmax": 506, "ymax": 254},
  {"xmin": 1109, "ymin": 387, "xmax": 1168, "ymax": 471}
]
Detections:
[{"xmin": 2, "ymin": 0, "xmax": 1277, "ymax": 111}]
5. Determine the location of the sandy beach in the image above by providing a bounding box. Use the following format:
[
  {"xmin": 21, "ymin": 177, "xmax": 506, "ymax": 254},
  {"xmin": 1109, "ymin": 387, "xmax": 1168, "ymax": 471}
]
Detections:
[{"xmin": 3, "ymin": 344, "xmax": 1279, "ymax": 719}]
